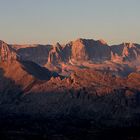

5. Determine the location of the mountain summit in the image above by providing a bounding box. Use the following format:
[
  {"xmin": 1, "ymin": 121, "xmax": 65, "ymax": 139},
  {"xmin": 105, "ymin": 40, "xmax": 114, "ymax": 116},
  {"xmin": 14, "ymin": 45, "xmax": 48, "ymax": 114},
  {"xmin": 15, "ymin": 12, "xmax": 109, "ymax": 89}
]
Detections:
[{"xmin": 0, "ymin": 40, "xmax": 18, "ymax": 62}]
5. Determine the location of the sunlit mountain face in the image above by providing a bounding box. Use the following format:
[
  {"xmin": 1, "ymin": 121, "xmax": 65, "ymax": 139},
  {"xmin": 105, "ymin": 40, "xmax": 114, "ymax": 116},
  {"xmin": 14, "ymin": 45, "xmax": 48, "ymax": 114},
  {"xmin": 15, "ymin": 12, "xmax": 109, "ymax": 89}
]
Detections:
[{"xmin": 0, "ymin": 39, "xmax": 140, "ymax": 140}]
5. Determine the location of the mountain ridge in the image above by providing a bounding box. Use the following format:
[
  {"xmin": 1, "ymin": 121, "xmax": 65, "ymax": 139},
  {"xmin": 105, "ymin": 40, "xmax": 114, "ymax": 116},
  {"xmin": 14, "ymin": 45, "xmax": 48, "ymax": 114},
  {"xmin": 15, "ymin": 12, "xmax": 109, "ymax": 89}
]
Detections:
[
  {"xmin": 12, "ymin": 38, "xmax": 140, "ymax": 64},
  {"xmin": 1, "ymin": 39, "xmax": 140, "ymax": 132},
  {"xmin": 1, "ymin": 38, "xmax": 140, "ymax": 77}
]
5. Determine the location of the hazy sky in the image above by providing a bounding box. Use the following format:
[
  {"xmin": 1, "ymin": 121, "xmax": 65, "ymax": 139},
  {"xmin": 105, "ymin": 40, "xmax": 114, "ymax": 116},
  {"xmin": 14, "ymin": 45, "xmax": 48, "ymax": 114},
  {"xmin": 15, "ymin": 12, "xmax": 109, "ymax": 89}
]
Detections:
[{"xmin": 0, "ymin": 0, "xmax": 140, "ymax": 45}]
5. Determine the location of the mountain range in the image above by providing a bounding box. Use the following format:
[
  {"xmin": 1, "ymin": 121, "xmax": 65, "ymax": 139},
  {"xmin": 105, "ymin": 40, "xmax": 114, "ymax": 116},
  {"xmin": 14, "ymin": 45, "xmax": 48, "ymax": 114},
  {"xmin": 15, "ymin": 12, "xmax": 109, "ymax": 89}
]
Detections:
[
  {"xmin": 10, "ymin": 38, "xmax": 140, "ymax": 76},
  {"xmin": 13, "ymin": 38, "xmax": 140, "ymax": 65},
  {"xmin": 1, "ymin": 38, "xmax": 140, "ymax": 92},
  {"xmin": 1, "ymin": 39, "xmax": 140, "ymax": 138}
]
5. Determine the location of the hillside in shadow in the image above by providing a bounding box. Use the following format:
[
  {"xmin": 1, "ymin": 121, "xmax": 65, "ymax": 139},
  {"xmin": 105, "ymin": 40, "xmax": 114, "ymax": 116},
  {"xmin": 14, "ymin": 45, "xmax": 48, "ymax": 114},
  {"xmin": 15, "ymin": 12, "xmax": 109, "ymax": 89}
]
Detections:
[
  {"xmin": 1, "ymin": 66, "xmax": 140, "ymax": 139},
  {"xmin": 0, "ymin": 68, "xmax": 22, "ymax": 105},
  {"xmin": 0, "ymin": 88, "xmax": 140, "ymax": 140}
]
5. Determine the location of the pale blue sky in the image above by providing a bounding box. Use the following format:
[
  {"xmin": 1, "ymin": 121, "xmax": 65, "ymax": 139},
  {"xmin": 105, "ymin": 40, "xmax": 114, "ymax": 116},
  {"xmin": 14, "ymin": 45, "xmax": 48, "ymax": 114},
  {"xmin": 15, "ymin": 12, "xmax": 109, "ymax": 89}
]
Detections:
[{"xmin": 0, "ymin": 0, "xmax": 140, "ymax": 45}]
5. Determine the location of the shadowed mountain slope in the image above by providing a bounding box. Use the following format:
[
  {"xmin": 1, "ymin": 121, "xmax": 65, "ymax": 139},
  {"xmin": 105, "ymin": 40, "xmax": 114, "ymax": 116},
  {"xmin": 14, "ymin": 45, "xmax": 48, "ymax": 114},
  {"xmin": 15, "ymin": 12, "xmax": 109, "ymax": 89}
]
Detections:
[{"xmin": 0, "ymin": 41, "xmax": 59, "ymax": 94}]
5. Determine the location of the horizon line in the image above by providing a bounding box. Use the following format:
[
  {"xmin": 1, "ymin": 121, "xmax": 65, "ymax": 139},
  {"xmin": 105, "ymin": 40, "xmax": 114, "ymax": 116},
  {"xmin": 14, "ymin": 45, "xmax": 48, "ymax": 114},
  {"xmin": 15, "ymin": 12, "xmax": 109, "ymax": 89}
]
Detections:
[{"xmin": 1, "ymin": 38, "xmax": 140, "ymax": 46}]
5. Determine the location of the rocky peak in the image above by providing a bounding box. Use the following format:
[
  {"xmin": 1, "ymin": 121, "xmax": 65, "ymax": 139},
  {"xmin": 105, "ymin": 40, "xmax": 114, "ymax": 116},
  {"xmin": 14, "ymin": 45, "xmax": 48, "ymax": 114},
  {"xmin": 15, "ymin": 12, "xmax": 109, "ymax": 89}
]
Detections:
[
  {"xmin": 123, "ymin": 42, "xmax": 135, "ymax": 49},
  {"xmin": 0, "ymin": 40, "xmax": 18, "ymax": 62},
  {"xmin": 71, "ymin": 38, "xmax": 111, "ymax": 62},
  {"xmin": 111, "ymin": 42, "xmax": 140, "ymax": 62},
  {"xmin": 47, "ymin": 43, "xmax": 63, "ymax": 65},
  {"xmin": 75, "ymin": 38, "xmax": 84, "ymax": 43},
  {"xmin": 122, "ymin": 43, "xmax": 138, "ymax": 59},
  {"xmin": 53, "ymin": 42, "xmax": 62, "ymax": 52},
  {"xmin": 98, "ymin": 39, "xmax": 108, "ymax": 45},
  {"xmin": 71, "ymin": 39, "xmax": 88, "ymax": 61}
]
